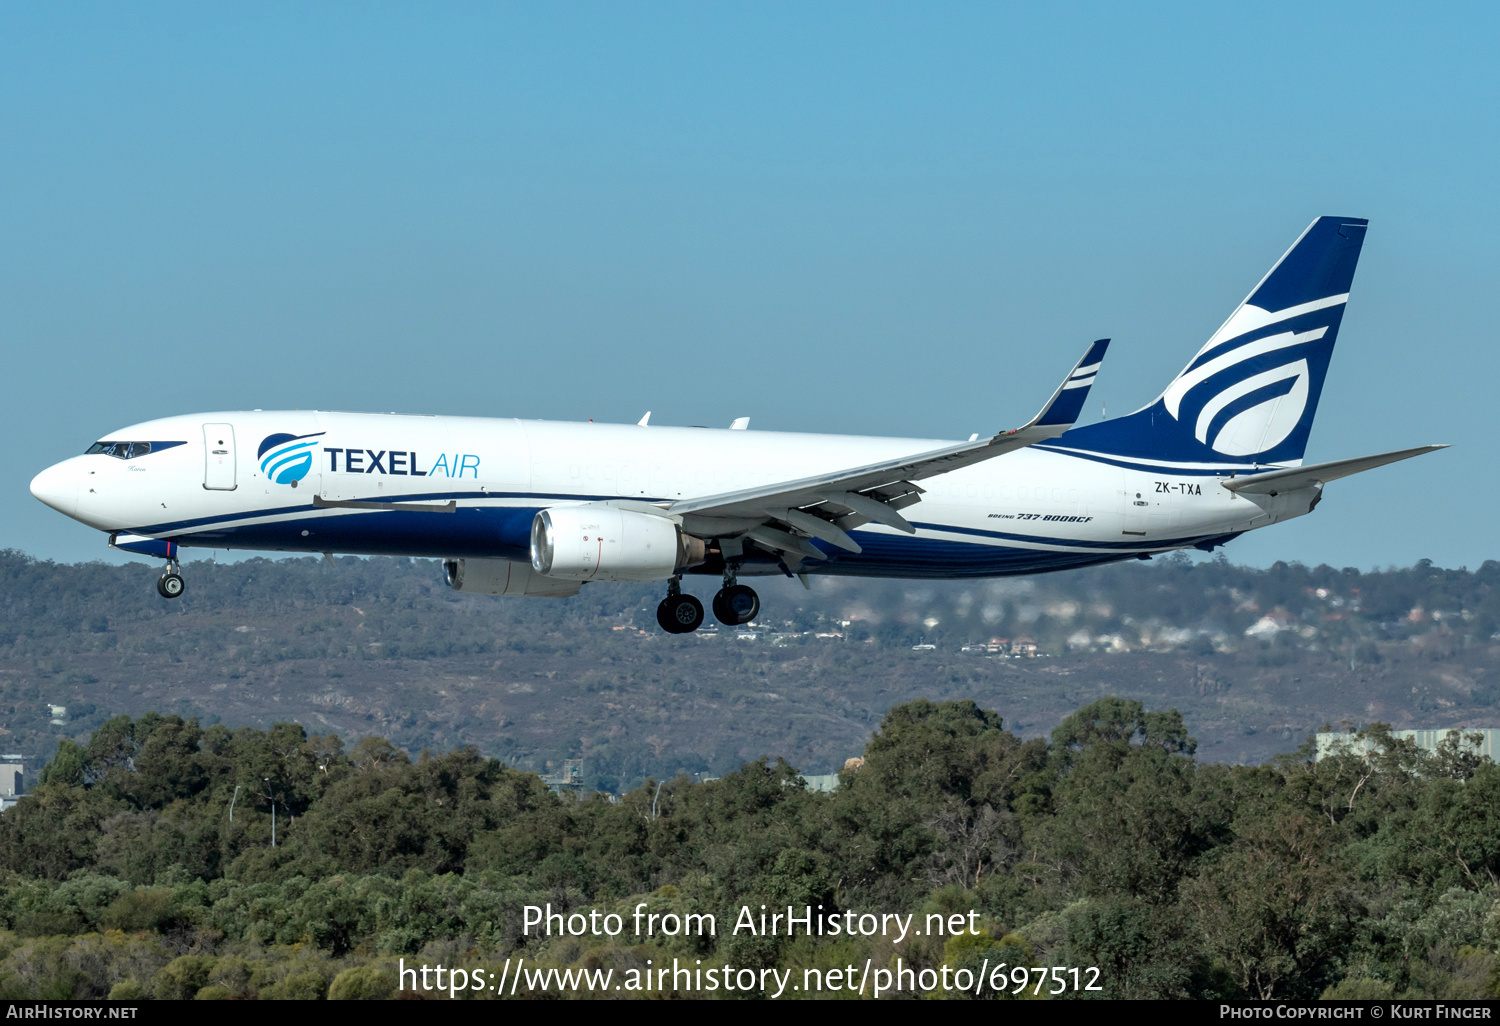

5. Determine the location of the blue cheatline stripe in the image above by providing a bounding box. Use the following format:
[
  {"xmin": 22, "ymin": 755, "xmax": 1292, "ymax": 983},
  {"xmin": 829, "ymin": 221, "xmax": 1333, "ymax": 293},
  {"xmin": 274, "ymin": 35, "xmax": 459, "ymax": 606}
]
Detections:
[
  {"xmin": 138, "ymin": 498, "xmax": 1218, "ymax": 561},
  {"xmin": 139, "ymin": 503, "xmax": 1242, "ymax": 576},
  {"xmin": 820, "ymin": 535, "xmax": 1141, "ymax": 579},
  {"xmin": 139, "ymin": 500, "xmax": 1219, "ymax": 563},
  {"xmin": 910, "ymin": 521, "xmax": 1225, "ymax": 552},
  {"xmin": 1031, "ymin": 444, "xmax": 1284, "ymax": 477},
  {"xmin": 130, "ymin": 491, "xmax": 674, "ymax": 536},
  {"xmin": 150, "ymin": 509, "xmax": 1157, "ymax": 577},
  {"xmin": 132, "ymin": 486, "xmax": 1225, "ymax": 553}
]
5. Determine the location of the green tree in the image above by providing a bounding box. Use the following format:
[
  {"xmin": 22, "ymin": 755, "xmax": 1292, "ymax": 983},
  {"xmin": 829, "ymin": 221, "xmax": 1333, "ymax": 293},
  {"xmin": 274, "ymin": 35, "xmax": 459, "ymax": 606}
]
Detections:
[{"xmin": 1182, "ymin": 803, "xmax": 1355, "ymax": 999}]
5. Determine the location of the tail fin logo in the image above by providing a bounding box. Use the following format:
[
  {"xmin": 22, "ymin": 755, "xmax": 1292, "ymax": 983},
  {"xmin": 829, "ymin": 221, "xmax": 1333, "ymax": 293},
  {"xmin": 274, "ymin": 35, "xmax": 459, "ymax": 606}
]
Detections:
[
  {"xmin": 1162, "ymin": 321, "xmax": 1332, "ymax": 457},
  {"xmin": 1195, "ymin": 358, "xmax": 1308, "ymax": 456}
]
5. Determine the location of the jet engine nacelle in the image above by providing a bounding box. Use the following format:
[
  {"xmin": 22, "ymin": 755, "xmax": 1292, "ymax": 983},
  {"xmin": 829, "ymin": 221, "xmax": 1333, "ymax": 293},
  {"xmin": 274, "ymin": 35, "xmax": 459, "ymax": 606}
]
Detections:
[
  {"xmin": 531, "ymin": 505, "xmax": 706, "ymax": 582},
  {"xmin": 444, "ymin": 558, "xmax": 581, "ymax": 597}
]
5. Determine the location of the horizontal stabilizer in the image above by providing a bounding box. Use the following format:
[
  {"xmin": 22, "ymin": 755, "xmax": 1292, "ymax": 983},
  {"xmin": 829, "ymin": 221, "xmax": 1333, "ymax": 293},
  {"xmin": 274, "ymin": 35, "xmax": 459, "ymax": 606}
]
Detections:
[{"xmin": 1221, "ymin": 445, "xmax": 1447, "ymax": 495}]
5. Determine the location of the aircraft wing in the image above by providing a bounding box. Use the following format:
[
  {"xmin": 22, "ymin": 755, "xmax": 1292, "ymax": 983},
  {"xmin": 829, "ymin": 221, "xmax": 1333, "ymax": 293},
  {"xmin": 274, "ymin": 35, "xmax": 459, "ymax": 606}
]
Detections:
[
  {"xmin": 667, "ymin": 339, "xmax": 1109, "ymax": 562},
  {"xmin": 1220, "ymin": 444, "xmax": 1447, "ymax": 495}
]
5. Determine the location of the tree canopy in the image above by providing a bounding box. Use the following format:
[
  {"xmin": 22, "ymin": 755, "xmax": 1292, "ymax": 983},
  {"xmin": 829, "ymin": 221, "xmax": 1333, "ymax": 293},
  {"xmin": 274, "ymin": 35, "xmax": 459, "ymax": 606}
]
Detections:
[{"xmin": 2, "ymin": 698, "xmax": 1499, "ymax": 999}]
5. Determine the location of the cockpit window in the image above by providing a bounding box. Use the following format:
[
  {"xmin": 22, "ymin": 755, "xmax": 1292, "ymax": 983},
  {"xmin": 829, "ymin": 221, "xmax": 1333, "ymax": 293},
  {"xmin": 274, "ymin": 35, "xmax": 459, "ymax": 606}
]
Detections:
[{"xmin": 84, "ymin": 441, "xmax": 185, "ymax": 459}]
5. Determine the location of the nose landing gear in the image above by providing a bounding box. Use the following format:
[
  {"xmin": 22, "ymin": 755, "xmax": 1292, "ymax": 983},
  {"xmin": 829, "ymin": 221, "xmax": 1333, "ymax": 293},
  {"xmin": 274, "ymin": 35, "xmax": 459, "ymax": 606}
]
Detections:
[
  {"xmin": 656, "ymin": 577, "xmax": 704, "ymax": 634},
  {"xmin": 156, "ymin": 560, "xmax": 185, "ymax": 599},
  {"xmin": 711, "ymin": 564, "xmax": 759, "ymax": 626}
]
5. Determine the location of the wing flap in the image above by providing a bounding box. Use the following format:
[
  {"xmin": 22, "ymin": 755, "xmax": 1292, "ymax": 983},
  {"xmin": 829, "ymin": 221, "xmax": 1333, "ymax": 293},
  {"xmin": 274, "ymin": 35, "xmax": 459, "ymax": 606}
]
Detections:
[
  {"xmin": 822, "ymin": 489, "xmax": 916, "ymax": 534},
  {"xmin": 746, "ymin": 525, "xmax": 826, "ymax": 561},
  {"xmin": 774, "ymin": 508, "xmax": 863, "ymax": 553}
]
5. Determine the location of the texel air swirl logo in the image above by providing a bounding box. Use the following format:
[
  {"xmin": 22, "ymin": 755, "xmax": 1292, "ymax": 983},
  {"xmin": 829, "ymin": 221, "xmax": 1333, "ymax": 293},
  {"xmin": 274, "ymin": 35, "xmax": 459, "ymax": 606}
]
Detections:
[
  {"xmin": 1161, "ymin": 294, "xmax": 1343, "ymax": 457},
  {"xmin": 258, "ymin": 432, "xmax": 324, "ymax": 484}
]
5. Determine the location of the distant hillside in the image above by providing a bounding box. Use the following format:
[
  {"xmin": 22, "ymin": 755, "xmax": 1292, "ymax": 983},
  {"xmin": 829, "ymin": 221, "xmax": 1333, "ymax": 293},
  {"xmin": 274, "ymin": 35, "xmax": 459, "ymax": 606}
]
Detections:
[{"xmin": 1, "ymin": 550, "xmax": 1497, "ymax": 789}]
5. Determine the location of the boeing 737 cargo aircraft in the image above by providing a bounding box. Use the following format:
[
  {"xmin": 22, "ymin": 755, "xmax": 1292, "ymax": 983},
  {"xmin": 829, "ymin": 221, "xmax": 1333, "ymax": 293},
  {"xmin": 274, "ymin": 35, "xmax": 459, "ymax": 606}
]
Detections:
[{"xmin": 30, "ymin": 216, "xmax": 1443, "ymax": 633}]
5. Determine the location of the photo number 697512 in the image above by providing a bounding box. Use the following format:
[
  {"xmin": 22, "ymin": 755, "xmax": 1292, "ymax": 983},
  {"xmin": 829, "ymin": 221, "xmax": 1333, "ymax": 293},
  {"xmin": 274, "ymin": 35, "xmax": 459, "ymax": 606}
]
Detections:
[{"xmin": 994, "ymin": 966, "xmax": 1103, "ymax": 995}]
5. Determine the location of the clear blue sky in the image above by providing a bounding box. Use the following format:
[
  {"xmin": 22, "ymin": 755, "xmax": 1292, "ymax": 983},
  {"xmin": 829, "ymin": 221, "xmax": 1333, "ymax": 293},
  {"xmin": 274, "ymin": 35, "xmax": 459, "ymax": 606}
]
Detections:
[{"xmin": 3, "ymin": 3, "xmax": 1494, "ymax": 569}]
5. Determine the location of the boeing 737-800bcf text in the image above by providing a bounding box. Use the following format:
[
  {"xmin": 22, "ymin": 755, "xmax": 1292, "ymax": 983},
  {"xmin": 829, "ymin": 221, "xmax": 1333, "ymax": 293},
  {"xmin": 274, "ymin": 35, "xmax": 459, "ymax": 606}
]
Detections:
[{"xmin": 30, "ymin": 217, "xmax": 1444, "ymax": 632}]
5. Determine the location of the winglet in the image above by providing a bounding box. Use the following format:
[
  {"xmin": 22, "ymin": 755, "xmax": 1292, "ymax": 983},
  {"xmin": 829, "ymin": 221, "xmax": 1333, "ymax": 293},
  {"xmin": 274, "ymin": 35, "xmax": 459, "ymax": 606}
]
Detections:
[{"xmin": 1013, "ymin": 339, "xmax": 1110, "ymax": 434}]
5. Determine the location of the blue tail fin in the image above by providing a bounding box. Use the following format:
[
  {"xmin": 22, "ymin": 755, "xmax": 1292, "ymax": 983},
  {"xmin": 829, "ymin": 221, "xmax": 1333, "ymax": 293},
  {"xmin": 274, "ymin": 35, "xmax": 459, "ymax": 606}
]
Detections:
[{"xmin": 1044, "ymin": 216, "xmax": 1368, "ymax": 470}]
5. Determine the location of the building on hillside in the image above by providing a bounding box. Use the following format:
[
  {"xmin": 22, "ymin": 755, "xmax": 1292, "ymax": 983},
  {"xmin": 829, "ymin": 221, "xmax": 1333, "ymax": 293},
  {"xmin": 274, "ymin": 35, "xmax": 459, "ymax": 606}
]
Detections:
[
  {"xmin": 962, "ymin": 637, "xmax": 1008, "ymax": 654},
  {"xmin": 960, "ymin": 636, "xmax": 1042, "ymax": 657},
  {"xmin": 801, "ymin": 773, "xmax": 840, "ymax": 793},
  {"xmin": 1315, "ymin": 729, "xmax": 1500, "ymax": 762},
  {"xmin": 1245, "ymin": 610, "xmax": 1298, "ymax": 638},
  {"xmin": 0, "ymin": 756, "xmax": 24, "ymax": 812},
  {"xmin": 540, "ymin": 759, "xmax": 584, "ymax": 793}
]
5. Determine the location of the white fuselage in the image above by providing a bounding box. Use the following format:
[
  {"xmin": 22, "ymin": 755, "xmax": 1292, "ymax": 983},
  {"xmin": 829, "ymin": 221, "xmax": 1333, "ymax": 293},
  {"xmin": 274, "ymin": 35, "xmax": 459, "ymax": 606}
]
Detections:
[{"xmin": 29, "ymin": 410, "xmax": 1312, "ymax": 579}]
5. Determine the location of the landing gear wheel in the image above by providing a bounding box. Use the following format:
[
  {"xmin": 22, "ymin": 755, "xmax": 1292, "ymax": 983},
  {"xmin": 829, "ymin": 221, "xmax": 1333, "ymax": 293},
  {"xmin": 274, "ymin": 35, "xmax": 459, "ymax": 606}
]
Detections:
[
  {"xmin": 657, "ymin": 594, "xmax": 704, "ymax": 634},
  {"xmin": 157, "ymin": 573, "xmax": 185, "ymax": 599},
  {"xmin": 712, "ymin": 584, "xmax": 760, "ymax": 626}
]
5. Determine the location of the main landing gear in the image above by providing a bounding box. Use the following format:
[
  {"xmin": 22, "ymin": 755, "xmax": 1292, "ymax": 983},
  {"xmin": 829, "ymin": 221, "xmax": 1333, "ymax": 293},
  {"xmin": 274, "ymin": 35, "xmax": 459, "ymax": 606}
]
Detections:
[
  {"xmin": 656, "ymin": 577, "xmax": 704, "ymax": 634},
  {"xmin": 655, "ymin": 567, "xmax": 762, "ymax": 635},
  {"xmin": 712, "ymin": 564, "xmax": 759, "ymax": 626},
  {"xmin": 156, "ymin": 560, "xmax": 185, "ymax": 600}
]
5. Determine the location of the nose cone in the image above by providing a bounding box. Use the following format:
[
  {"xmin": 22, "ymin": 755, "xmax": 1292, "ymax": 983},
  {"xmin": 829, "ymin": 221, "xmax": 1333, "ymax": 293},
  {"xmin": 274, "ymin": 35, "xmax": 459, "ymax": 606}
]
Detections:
[{"xmin": 30, "ymin": 462, "xmax": 79, "ymax": 518}]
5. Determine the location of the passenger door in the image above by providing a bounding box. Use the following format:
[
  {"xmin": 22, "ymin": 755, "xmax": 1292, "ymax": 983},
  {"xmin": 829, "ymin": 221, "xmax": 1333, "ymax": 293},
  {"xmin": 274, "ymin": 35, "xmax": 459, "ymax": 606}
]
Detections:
[{"xmin": 203, "ymin": 423, "xmax": 237, "ymax": 490}]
